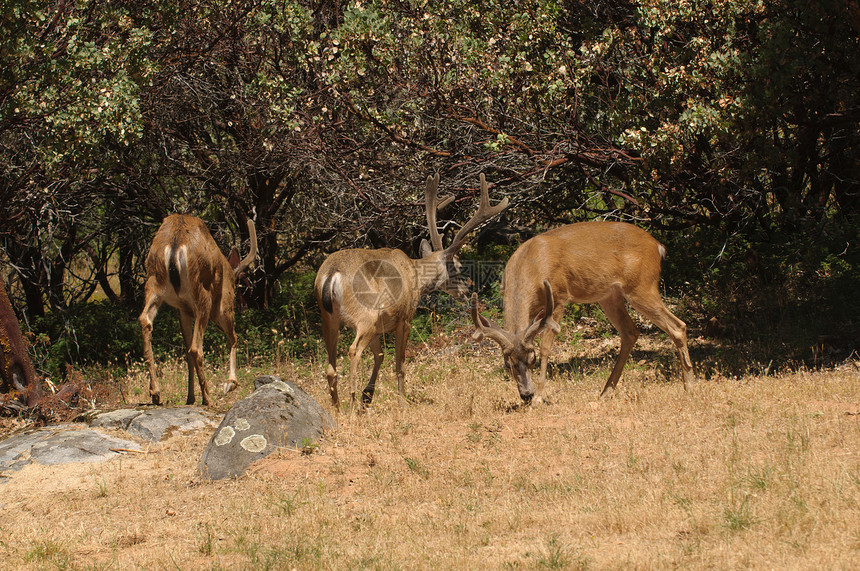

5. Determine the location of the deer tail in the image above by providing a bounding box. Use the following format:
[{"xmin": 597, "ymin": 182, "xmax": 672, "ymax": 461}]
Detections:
[
  {"xmin": 320, "ymin": 271, "xmax": 341, "ymax": 314},
  {"xmin": 165, "ymin": 243, "xmax": 188, "ymax": 292}
]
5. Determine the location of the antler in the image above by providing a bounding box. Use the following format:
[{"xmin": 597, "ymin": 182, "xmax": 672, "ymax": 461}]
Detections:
[
  {"xmin": 445, "ymin": 173, "xmax": 509, "ymax": 255},
  {"xmin": 232, "ymin": 218, "xmax": 258, "ymax": 277},
  {"xmin": 470, "ymin": 293, "xmax": 513, "ymax": 350},
  {"xmin": 424, "ymin": 174, "xmax": 455, "ymax": 251}
]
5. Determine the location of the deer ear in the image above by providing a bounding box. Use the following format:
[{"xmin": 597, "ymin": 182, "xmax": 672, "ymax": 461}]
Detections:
[
  {"xmin": 419, "ymin": 239, "xmax": 433, "ymax": 258},
  {"xmin": 227, "ymin": 248, "xmax": 240, "ymax": 269}
]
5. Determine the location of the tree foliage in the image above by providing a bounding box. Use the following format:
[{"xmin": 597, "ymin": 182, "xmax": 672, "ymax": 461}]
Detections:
[{"xmin": 1, "ymin": 0, "xmax": 858, "ymax": 334}]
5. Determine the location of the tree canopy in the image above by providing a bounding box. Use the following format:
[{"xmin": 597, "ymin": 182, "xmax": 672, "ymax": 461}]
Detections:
[{"xmin": 2, "ymin": 0, "xmax": 858, "ymax": 322}]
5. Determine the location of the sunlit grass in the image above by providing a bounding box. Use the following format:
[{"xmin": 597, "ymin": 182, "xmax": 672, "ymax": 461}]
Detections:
[{"xmin": 2, "ymin": 334, "xmax": 859, "ymax": 569}]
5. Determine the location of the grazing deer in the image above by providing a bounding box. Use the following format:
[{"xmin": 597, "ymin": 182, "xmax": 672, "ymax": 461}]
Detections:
[
  {"xmin": 139, "ymin": 214, "xmax": 257, "ymax": 406},
  {"xmin": 471, "ymin": 221, "xmax": 693, "ymax": 403},
  {"xmin": 315, "ymin": 174, "xmax": 508, "ymax": 409}
]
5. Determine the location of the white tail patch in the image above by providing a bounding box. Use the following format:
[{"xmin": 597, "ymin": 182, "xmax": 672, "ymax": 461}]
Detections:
[{"xmin": 321, "ymin": 271, "xmax": 342, "ymax": 313}]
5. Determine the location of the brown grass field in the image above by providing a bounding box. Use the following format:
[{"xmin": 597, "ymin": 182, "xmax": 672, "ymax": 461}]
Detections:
[{"xmin": 1, "ymin": 328, "xmax": 859, "ymax": 570}]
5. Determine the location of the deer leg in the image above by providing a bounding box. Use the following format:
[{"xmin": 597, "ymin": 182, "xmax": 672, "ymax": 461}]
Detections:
[
  {"xmin": 177, "ymin": 310, "xmax": 196, "ymax": 404},
  {"xmin": 598, "ymin": 289, "xmax": 640, "ymax": 396},
  {"xmin": 534, "ymin": 311, "xmax": 561, "ymax": 405},
  {"xmin": 139, "ymin": 287, "xmax": 163, "ymax": 405},
  {"xmin": 188, "ymin": 310, "xmax": 212, "ymax": 406},
  {"xmin": 394, "ymin": 320, "xmax": 410, "ymax": 402},
  {"xmin": 348, "ymin": 328, "xmax": 375, "ymax": 414},
  {"xmin": 361, "ymin": 335, "xmax": 384, "ymax": 405},
  {"xmin": 320, "ymin": 307, "xmax": 340, "ymax": 408},
  {"xmin": 627, "ymin": 288, "xmax": 694, "ymax": 390},
  {"xmin": 217, "ymin": 312, "xmax": 238, "ymax": 394}
]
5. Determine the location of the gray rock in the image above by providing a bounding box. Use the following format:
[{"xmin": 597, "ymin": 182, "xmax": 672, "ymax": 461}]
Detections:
[
  {"xmin": 29, "ymin": 428, "xmax": 142, "ymax": 465},
  {"xmin": 90, "ymin": 408, "xmax": 144, "ymax": 430},
  {"xmin": 0, "ymin": 424, "xmax": 142, "ymax": 474},
  {"xmin": 126, "ymin": 407, "xmax": 219, "ymax": 442},
  {"xmin": 254, "ymin": 375, "xmax": 282, "ymax": 390},
  {"xmin": 199, "ymin": 376, "xmax": 336, "ymax": 480}
]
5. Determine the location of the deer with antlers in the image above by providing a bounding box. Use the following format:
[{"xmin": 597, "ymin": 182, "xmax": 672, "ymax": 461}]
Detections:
[
  {"xmin": 471, "ymin": 221, "xmax": 694, "ymax": 404},
  {"xmin": 315, "ymin": 174, "xmax": 508, "ymax": 410},
  {"xmin": 139, "ymin": 214, "xmax": 257, "ymax": 406}
]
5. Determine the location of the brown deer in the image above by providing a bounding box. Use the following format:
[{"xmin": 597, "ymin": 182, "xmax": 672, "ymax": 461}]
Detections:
[
  {"xmin": 470, "ymin": 221, "xmax": 693, "ymax": 403},
  {"xmin": 0, "ymin": 276, "xmax": 41, "ymax": 406},
  {"xmin": 315, "ymin": 174, "xmax": 507, "ymax": 409},
  {"xmin": 139, "ymin": 214, "xmax": 257, "ymax": 406}
]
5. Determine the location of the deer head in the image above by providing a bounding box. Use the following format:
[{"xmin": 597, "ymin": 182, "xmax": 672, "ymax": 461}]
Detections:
[
  {"xmin": 471, "ymin": 280, "xmax": 560, "ymax": 403},
  {"xmin": 417, "ymin": 173, "xmax": 508, "ymax": 299}
]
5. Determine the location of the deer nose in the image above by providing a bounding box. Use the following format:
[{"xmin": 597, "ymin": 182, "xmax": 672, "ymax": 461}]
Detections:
[{"xmin": 520, "ymin": 392, "xmax": 533, "ymax": 405}]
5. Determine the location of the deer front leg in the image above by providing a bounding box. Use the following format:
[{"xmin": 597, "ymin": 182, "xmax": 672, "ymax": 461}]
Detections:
[
  {"xmin": 535, "ymin": 320, "xmax": 560, "ymax": 404},
  {"xmin": 361, "ymin": 335, "xmax": 384, "ymax": 405},
  {"xmin": 220, "ymin": 315, "xmax": 238, "ymax": 394},
  {"xmin": 139, "ymin": 293, "xmax": 162, "ymax": 405}
]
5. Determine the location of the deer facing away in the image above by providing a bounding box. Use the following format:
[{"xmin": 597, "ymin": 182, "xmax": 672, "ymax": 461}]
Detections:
[
  {"xmin": 471, "ymin": 221, "xmax": 693, "ymax": 403},
  {"xmin": 139, "ymin": 214, "xmax": 257, "ymax": 406},
  {"xmin": 315, "ymin": 174, "xmax": 507, "ymax": 410}
]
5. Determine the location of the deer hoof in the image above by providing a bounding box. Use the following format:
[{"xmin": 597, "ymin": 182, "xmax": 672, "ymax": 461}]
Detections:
[
  {"xmin": 151, "ymin": 393, "xmax": 161, "ymax": 406},
  {"xmin": 221, "ymin": 381, "xmax": 237, "ymax": 394}
]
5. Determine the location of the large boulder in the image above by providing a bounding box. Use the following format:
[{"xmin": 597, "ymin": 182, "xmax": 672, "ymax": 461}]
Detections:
[{"xmin": 199, "ymin": 376, "xmax": 336, "ymax": 480}]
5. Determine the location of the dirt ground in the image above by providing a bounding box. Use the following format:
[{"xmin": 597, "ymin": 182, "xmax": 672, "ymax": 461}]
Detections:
[{"xmin": 1, "ymin": 331, "xmax": 859, "ymax": 570}]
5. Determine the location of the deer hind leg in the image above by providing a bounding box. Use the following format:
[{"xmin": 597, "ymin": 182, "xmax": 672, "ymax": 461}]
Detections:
[
  {"xmin": 598, "ymin": 288, "xmax": 640, "ymax": 396},
  {"xmin": 361, "ymin": 335, "xmax": 384, "ymax": 405},
  {"xmin": 627, "ymin": 286, "xmax": 693, "ymax": 390},
  {"xmin": 393, "ymin": 319, "xmax": 411, "ymax": 403},
  {"xmin": 186, "ymin": 309, "xmax": 212, "ymax": 406},
  {"xmin": 139, "ymin": 287, "xmax": 163, "ymax": 405},
  {"xmin": 320, "ymin": 306, "xmax": 341, "ymax": 408},
  {"xmin": 178, "ymin": 310, "xmax": 197, "ymax": 405},
  {"xmin": 347, "ymin": 327, "xmax": 376, "ymax": 414}
]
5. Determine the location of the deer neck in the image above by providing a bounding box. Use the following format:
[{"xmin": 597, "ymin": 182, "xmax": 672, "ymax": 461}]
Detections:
[
  {"xmin": 503, "ymin": 280, "xmax": 539, "ymax": 335},
  {"xmin": 411, "ymin": 255, "xmax": 448, "ymax": 297}
]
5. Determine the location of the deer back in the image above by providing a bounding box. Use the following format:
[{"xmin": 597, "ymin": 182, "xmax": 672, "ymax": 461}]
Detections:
[
  {"xmin": 502, "ymin": 221, "xmax": 666, "ymax": 331},
  {"xmin": 145, "ymin": 215, "xmax": 235, "ymax": 313},
  {"xmin": 315, "ymin": 248, "xmax": 420, "ymax": 333}
]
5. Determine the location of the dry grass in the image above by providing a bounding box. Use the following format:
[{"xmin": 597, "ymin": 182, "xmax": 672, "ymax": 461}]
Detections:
[{"xmin": 1, "ymin": 332, "xmax": 859, "ymax": 570}]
